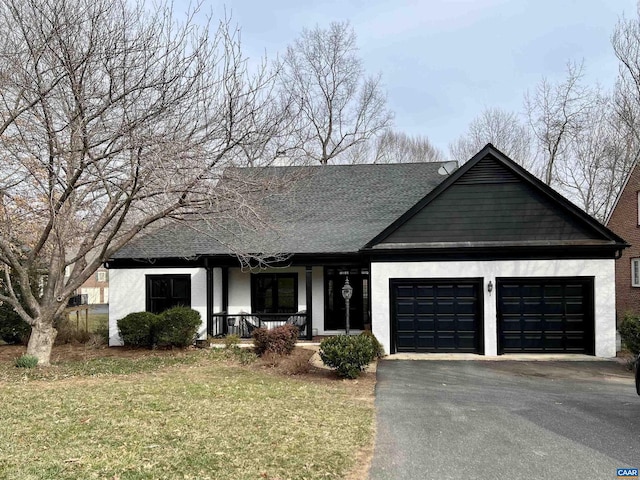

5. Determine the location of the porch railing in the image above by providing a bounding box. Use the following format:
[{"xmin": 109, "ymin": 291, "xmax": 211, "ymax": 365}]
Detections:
[{"xmin": 208, "ymin": 312, "xmax": 309, "ymax": 340}]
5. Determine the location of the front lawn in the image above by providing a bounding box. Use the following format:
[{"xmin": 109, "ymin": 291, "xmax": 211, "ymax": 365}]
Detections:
[{"xmin": 0, "ymin": 348, "xmax": 375, "ymax": 479}]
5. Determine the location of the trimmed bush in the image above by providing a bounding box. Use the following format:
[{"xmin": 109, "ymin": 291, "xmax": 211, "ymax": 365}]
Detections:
[
  {"xmin": 319, "ymin": 334, "xmax": 379, "ymax": 379},
  {"xmin": 118, "ymin": 312, "xmax": 160, "ymax": 348},
  {"xmin": 620, "ymin": 314, "xmax": 640, "ymax": 355},
  {"xmin": 359, "ymin": 330, "xmax": 385, "ymax": 358},
  {"xmin": 0, "ymin": 307, "xmax": 30, "ymax": 345},
  {"xmin": 252, "ymin": 324, "xmax": 299, "ymax": 356},
  {"xmin": 157, "ymin": 306, "xmax": 201, "ymax": 348},
  {"xmin": 14, "ymin": 354, "xmax": 39, "ymax": 368}
]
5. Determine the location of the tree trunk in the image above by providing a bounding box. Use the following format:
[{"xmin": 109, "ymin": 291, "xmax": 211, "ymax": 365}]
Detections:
[{"xmin": 26, "ymin": 321, "xmax": 58, "ymax": 366}]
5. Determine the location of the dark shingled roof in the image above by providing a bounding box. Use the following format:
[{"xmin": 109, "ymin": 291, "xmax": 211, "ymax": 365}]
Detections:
[{"xmin": 114, "ymin": 162, "xmax": 449, "ymax": 259}]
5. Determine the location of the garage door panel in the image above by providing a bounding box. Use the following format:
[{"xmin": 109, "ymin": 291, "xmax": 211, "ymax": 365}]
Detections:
[
  {"xmin": 415, "ymin": 318, "xmax": 435, "ymax": 330},
  {"xmin": 415, "ymin": 285, "xmax": 434, "ymax": 297},
  {"xmin": 397, "ymin": 335, "xmax": 419, "ymax": 350},
  {"xmin": 497, "ymin": 278, "xmax": 593, "ymax": 354},
  {"xmin": 455, "ymin": 285, "xmax": 476, "ymax": 297},
  {"xmin": 396, "ymin": 302, "xmax": 415, "ymax": 315},
  {"xmin": 454, "ymin": 301, "xmax": 476, "ymax": 314},
  {"xmin": 415, "ymin": 302, "xmax": 435, "ymax": 314},
  {"xmin": 435, "ymin": 285, "xmax": 455, "ymax": 297},
  {"xmin": 392, "ymin": 280, "xmax": 482, "ymax": 353}
]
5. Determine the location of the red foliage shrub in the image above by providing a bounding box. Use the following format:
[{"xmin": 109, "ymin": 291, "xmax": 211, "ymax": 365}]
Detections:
[{"xmin": 252, "ymin": 324, "xmax": 298, "ymax": 356}]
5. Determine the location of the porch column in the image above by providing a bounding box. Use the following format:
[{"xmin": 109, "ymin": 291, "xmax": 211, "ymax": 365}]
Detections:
[
  {"xmin": 205, "ymin": 261, "xmax": 213, "ymax": 338},
  {"xmin": 306, "ymin": 266, "xmax": 313, "ymax": 340},
  {"xmin": 222, "ymin": 267, "xmax": 229, "ymax": 334}
]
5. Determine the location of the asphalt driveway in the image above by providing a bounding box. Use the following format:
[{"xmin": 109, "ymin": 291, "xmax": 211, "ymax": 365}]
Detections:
[{"xmin": 370, "ymin": 360, "xmax": 640, "ymax": 480}]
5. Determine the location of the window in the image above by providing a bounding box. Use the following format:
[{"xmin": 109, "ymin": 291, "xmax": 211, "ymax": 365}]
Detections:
[
  {"xmin": 633, "ymin": 259, "xmax": 640, "ymax": 287},
  {"xmin": 637, "ymin": 191, "xmax": 640, "ymax": 225},
  {"xmin": 146, "ymin": 275, "xmax": 191, "ymax": 314},
  {"xmin": 97, "ymin": 271, "xmax": 107, "ymax": 282},
  {"xmin": 251, "ymin": 273, "xmax": 297, "ymax": 314}
]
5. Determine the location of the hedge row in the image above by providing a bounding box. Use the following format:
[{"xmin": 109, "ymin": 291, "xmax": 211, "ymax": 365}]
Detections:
[{"xmin": 117, "ymin": 306, "xmax": 201, "ymax": 349}]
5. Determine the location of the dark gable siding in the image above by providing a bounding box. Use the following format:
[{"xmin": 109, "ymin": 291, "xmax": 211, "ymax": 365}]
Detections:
[{"xmin": 381, "ymin": 155, "xmax": 603, "ymax": 244}]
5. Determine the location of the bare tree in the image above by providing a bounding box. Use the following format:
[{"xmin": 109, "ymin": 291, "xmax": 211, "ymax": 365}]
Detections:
[
  {"xmin": 553, "ymin": 93, "xmax": 637, "ymax": 221},
  {"xmin": 524, "ymin": 60, "xmax": 638, "ymax": 221},
  {"xmin": 448, "ymin": 108, "xmax": 535, "ymax": 169},
  {"xmin": 612, "ymin": 12, "xmax": 640, "ymax": 144},
  {"xmin": 279, "ymin": 21, "xmax": 393, "ymax": 165},
  {"xmin": 524, "ymin": 62, "xmax": 592, "ymax": 186},
  {"xmin": 0, "ymin": 0, "xmax": 287, "ymax": 365},
  {"xmin": 344, "ymin": 129, "xmax": 443, "ymax": 164}
]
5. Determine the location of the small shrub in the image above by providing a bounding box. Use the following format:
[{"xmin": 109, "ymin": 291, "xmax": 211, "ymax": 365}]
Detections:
[
  {"xmin": 319, "ymin": 334, "xmax": 379, "ymax": 379},
  {"xmin": 118, "ymin": 312, "xmax": 160, "ymax": 348},
  {"xmin": 224, "ymin": 334, "xmax": 241, "ymax": 349},
  {"xmin": 620, "ymin": 314, "xmax": 640, "ymax": 355},
  {"xmin": 236, "ymin": 348, "xmax": 258, "ymax": 365},
  {"xmin": 359, "ymin": 330, "xmax": 385, "ymax": 358},
  {"xmin": 0, "ymin": 308, "xmax": 30, "ymax": 345},
  {"xmin": 14, "ymin": 354, "xmax": 39, "ymax": 369},
  {"xmin": 279, "ymin": 354, "xmax": 312, "ymax": 375},
  {"xmin": 157, "ymin": 306, "xmax": 201, "ymax": 348},
  {"xmin": 252, "ymin": 324, "xmax": 298, "ymax": 356}
]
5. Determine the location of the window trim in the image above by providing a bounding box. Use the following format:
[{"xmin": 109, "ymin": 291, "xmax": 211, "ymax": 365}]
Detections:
[
  {"xmin": 97, "ymin": 271, "xmax": 107, "ymax": 282},
  {"xmin": 145, "ymin": 274, "xmax": 191, "ymax": 314},
  {"xmin": 251, "ymin": 273, "xmax": 298, "ymax": 314},
  {"xmin": 637, "ymin": 191, "xmax": 640, "ymax": 226},
  {"xmin": 633, "ymin": 258, "xmax": 640, "ymax": 287}
]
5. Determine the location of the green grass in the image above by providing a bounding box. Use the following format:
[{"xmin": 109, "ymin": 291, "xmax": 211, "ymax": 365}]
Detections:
[{"xmin": 0, "ymin": 350, "xmax": 373, "ymax": 479}]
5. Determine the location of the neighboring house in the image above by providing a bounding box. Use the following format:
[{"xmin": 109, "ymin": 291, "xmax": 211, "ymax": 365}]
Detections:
[
  {"xmin": 606, "ymin": 161, "xmax": 640, "ymax": 323},
  {"xmin": 66, "ymin": 266, "xmax": 109, "ymax": 304},
  {"xmin": 108, "ymin": 144, "xmax": 626, "ymax": 357}
]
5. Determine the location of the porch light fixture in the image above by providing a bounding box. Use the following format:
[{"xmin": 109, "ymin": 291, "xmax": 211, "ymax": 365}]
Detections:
[
  {"xmin": 341, "ymin": 277, "xmax": 353, "ymax": 335},
  {"xmin": 487, "ymin": 281, "xmax": 493, "ymax": 294}
]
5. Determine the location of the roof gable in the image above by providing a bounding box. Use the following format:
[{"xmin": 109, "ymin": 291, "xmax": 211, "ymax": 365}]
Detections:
[{"xmin": 367, "ymin": 144, "xmax": 626, "ymax": 249}]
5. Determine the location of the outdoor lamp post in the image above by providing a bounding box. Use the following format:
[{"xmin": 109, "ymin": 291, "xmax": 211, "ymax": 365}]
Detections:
[{"xmin": 341, "ymin": 276, "xmax": 353, "ymax": 335}]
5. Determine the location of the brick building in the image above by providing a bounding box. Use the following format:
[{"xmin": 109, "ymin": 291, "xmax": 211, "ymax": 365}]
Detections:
[
  {"xmin": 607, "ymin": 162, "xmax": 640, "ymax": 324},
  {"xmin": 69, "ymin": 266, "xmax": 109, "ymax": 304}
]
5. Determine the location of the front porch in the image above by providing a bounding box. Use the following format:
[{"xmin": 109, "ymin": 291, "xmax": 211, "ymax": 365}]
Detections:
[
  {"xmin": 108, "ymin": 261, "xmax": 370, "ymax": 346},
  {"xmin": 206, "ymin": 263, "xmax": 370, "ymax": 340}
]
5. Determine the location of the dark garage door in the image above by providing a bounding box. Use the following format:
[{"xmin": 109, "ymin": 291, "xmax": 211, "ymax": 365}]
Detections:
[
  {"xmin": 497, "ymin": 278, "xmax": 594, "ymax": 354},
  {"xmin": 391, "ymin": 279, "xmax": 482, "ymax": 353}
]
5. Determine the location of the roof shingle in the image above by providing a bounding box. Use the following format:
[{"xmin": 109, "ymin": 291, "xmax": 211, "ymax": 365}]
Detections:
[{"xmin": 114, "ymin": 162, "xmax": 449, "ymax": 259}]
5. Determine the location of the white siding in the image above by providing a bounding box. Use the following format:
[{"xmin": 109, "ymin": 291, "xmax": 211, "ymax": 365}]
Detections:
[
  {"xmin": 371, "ymin": 259, "xmax": 616, "ymax": 358},
  {"xmin": 108, "ymin": 268, "xmax": 207, "ymax": 346}
]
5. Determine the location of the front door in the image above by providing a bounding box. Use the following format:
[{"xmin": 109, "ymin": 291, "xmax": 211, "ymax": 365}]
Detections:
[{"xmin": 324, "ymin": 267, "xmax": 368, "ymax": 331}]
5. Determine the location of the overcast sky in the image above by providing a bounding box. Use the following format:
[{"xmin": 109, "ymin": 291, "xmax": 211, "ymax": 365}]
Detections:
[{"xmin": 182, "ymin": 0, "xmax": 637, "ymax": 153}]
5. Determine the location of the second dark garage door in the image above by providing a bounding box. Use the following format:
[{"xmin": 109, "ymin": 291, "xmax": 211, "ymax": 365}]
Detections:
[
  {"xmin": 391, "ymin": 279, "xmax": 483, "ymax": 353},
  {"xmin": 497, "ymin": 278, "xmax": 594, "ymax": 354}
]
